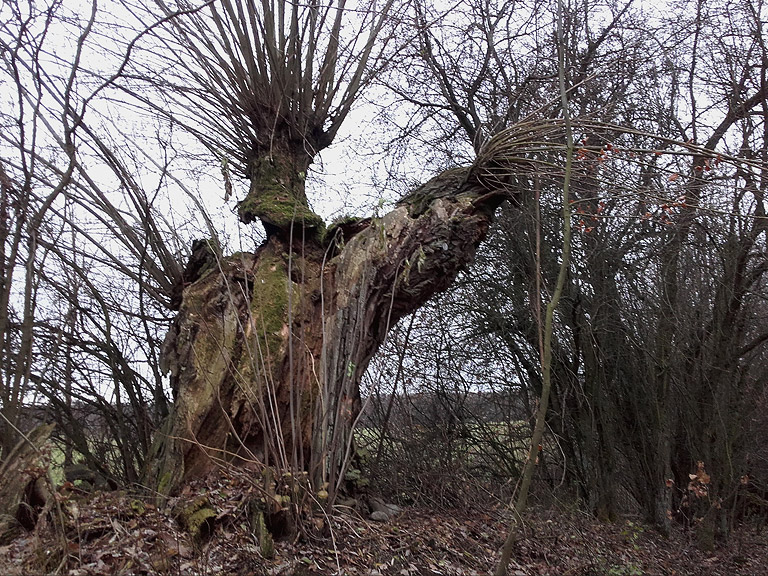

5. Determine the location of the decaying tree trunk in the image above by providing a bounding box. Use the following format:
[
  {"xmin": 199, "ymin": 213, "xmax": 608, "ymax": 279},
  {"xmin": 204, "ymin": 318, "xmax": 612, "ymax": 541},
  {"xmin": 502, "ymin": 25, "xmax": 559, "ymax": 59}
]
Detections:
[
  {"xmin": 145, "ymin": 164, "xmax": 507, "ymax": 509},
  {"xmin": 0, "ymin": 423, "xmax": 55, "ymax": 544}
]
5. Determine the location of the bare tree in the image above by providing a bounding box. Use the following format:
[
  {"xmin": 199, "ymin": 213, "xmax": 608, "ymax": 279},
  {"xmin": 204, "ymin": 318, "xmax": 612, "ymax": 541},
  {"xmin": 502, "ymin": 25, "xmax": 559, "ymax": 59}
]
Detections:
[
  {"xmin": 0, "ymin": 0, "xmax": 201, "ymax": 482},
  {"xmin": 371, "ymin": 0, "xmax": 768, "ymax": 546},
  {"xmin": 82, "ymin": 4, "xmax": 531, "ymax": 543},
  {"xmin": 0, "ymin": 0, "xmax": 87, "ymax": 456}
]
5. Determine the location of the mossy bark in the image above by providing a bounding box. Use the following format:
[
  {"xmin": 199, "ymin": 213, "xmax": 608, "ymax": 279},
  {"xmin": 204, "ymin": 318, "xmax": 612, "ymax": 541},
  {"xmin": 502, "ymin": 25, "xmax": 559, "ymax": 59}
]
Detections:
[
  {"xmin": 145, "ymin": 167, "xmax": 507, "ymax": 530},
  {"xmin": 173, "ymin": 495, "xmax": 217, "ymax": 542},
  {"xmin": 237, "ymin": 146, "xmax": 324, "ymax": 237}
]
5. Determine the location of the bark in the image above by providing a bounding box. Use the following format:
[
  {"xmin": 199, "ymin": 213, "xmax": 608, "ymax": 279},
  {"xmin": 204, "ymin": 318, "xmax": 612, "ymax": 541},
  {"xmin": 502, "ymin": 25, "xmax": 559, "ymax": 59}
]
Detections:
[
  {"xmin": 145, "ymin": 166, "xmax": 506, "ymax": 502},
  {"xmin": 236, "ymin": 142, "xmax": 323, "ymax": 237},
  {"xmin": 0, "ymin": 423, "xmax": 54, "ymax": 544}
]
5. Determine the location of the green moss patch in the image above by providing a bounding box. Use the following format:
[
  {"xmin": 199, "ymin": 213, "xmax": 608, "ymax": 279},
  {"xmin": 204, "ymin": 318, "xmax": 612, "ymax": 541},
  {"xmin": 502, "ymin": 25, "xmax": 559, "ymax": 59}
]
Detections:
[
  {"xmin": 238, "ymin": 155, "xmax": 324, "ymax": 232},
  {"xmin": 247, "ymin": 252, "xmax": 291, "ymax": 378},
  {"xmin": 173, "ymin": 495, "xmax": 217, "ymax": 542}
]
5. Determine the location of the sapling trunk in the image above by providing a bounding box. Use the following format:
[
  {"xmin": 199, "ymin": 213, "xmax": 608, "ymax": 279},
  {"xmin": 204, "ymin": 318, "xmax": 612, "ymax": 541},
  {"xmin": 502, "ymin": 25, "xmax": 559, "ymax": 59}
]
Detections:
[{"xmin": 495, "ymin": 0, "xmax": 574, "ymax": 572}]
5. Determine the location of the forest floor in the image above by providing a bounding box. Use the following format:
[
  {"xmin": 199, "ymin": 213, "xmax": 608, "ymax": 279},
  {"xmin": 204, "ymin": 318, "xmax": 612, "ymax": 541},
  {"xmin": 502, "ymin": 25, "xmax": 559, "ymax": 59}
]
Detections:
[{"xmin": 1, "ymin": 477, "xmax": 766, "ymax": 576}]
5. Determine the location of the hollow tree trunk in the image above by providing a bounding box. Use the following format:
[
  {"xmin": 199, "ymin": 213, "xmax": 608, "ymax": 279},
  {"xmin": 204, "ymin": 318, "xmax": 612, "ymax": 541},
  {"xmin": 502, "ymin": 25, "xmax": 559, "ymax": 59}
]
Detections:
[{"xmin": 144, "ymin": 163, "xmax": 506, "ymax": 502}]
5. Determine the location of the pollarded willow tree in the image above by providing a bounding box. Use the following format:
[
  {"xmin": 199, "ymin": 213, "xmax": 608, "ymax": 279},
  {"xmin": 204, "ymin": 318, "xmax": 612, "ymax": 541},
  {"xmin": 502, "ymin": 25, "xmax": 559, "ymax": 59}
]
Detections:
[{"xmin": 124, "ymin": 0, "xmax": 518, "ymax": 511}]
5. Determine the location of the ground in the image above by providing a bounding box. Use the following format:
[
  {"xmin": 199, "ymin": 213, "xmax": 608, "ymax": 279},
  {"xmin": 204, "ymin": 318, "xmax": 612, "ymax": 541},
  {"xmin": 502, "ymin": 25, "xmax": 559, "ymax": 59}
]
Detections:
[{"xmin": 1, "ymin": 473, "xmax": 765, "ymax": 576}]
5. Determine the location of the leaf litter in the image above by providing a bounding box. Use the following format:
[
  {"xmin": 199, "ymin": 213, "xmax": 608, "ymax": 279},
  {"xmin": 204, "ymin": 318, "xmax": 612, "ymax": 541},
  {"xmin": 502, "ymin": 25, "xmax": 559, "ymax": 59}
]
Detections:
[{"xmin": 0, "ymin": 474, "xmax": 765, "ymax": 575}]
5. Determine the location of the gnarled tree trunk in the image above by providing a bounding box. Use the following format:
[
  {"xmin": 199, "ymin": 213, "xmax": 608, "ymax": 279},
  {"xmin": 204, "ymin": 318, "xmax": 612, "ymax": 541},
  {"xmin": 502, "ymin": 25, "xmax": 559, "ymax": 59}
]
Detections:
[{"xmin": 145, "ymin": 166, "xmax": 506, "ymax": 506}]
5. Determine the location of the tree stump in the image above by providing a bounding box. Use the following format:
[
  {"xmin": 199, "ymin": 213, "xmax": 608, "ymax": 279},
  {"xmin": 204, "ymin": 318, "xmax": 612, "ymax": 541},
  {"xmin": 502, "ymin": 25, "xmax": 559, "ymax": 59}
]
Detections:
[{"xmin": 0, "ymin": 423, "xmax": 55, "ymax": 544}]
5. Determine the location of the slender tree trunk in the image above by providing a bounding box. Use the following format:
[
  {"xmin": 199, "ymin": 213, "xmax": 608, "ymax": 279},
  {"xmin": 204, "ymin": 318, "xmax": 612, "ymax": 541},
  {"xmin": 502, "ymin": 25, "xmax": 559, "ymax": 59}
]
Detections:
[{"xmin": 496, "ymin": 2, "xmax": 573, "ymax": 571}]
